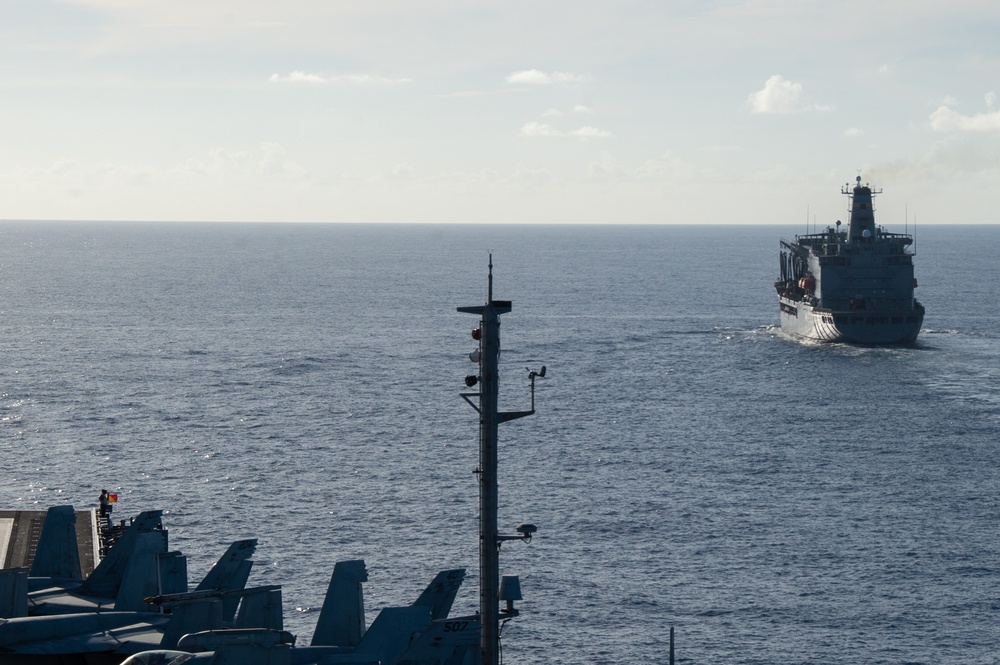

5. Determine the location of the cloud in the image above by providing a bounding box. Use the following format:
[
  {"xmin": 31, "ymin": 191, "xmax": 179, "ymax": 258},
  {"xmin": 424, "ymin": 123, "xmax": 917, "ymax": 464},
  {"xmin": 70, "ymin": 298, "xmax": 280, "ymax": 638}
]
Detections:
[
  {"xmin": 522, "ymin": 104, "xmax": 608, "ymax": 139},
  {"xmin": 571, "ymin": 126, "xmax": 611, "ymax": 138},
  {"xmin": 257, "ymin": 142, "xmax": 307, "ymax": 179},
  {"xmin": 870, "ymin": 137, "xmax": 1000, "ymax": 184},
  {"xmin": 505, "ymin": 69, "xmax": 592, "ymax": 85},
  {"xmin": 269, "ymin": 71, "xmax": 412, "ymax": 84},
  {"xmin": 746, "ymin": 75, "xmax": 810, "ymax": 113},
  {"xmin": 520, "ymin": 122, "xmax": 610, "ymax": 139},
  {"xmin": 929, "ymin": 102, "xmax": 1000, "ymax": 132},
  {"xmin": 507, "ymin": 69, "xmax": 550, "ymax": 84},
  {"xmin": 844, "ymin": 127, "xmax": 865, "ymax": 137},
  {"xmin": 270, "ymin": 71, "xmax": 326, "ymax": 84},
  {"xmin": 586, "ymin": 150, "xmax": 708, "ymax": 180},
  {"xmin": 520, "ymin": 122, "xmax": 563, "ymax": 137},
  {"xmin": 390, "ymin": 163, "xmax": 414, "ymax": 179}
]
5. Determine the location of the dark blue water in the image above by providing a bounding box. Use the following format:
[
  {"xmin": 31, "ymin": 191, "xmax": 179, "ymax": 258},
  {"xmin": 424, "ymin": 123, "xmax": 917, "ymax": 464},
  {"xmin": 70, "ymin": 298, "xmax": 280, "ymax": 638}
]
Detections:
[{"xmin": 1, "ymin": 222, "xmax": 997, "ymax": 664}]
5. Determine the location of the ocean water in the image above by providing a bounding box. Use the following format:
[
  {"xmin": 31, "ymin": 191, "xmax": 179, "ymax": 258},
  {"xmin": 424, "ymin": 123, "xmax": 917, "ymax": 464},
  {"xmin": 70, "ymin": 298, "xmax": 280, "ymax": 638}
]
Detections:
[{"xmin": 0, "ymin": 222, "xmax": 998, "ymax": 664}]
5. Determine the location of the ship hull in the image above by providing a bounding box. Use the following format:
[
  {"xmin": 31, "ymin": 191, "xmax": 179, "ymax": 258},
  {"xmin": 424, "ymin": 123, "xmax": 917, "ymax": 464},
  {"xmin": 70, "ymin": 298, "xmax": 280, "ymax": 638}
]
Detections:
[{"xmin": 778, "ymin": 296, "xmax": 923, "ymax": 345}]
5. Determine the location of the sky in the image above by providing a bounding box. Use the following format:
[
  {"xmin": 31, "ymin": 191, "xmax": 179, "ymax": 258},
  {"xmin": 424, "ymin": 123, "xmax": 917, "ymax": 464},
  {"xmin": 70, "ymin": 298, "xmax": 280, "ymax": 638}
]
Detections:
[{"xmin": 2, "ymin": 0, "xmax": 1000, "ymax": 224}]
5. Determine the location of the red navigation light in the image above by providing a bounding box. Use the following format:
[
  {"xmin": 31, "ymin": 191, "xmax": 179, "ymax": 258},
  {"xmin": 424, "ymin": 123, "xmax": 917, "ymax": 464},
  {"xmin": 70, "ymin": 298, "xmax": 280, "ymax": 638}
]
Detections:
[{"xmin": 472, "ymin": 328, "xmax": 482, "ymax": 340}]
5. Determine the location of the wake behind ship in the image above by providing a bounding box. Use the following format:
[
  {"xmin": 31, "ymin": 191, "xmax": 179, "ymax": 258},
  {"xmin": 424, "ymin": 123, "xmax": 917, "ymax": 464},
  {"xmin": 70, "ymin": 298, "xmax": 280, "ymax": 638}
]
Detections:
[{"xmin": 775, "ymin": 176, "xmax": 924, "ymax": 344}]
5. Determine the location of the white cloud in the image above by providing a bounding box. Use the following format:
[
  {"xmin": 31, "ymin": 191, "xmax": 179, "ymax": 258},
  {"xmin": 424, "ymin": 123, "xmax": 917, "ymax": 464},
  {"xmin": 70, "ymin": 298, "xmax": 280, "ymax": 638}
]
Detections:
[
  {"xmin": 258, "ymin": 142, "xmax": 307, "ymax": 179},
  {"xmin": 553, "ymin": 72, "xmax": 591, "ymax": 84},
  {"xmin": 573, "ymin": 105, "xmax": 593, "ymax": 114},
  {"xmin": 929, "ymin": 104, "xmax": 1000, "ymax": 132},
  {"xmin": 171, "ymin": 143, "xmax": 309, "ymax": 183},
  {"xmin": 506, "ymin": 69, "xmax": 592, "ymax": 85},
  {"xmin": 844, "ymin": 127, "xmax": 865, "ymax": 137},
  {"xmin": 510, "ymin": 163, "xmax": 554, "ymax": 184},
  {"xmin": 870, "ymin": 138, "xmax": 1000, "ymax": 183},
  {"xmin": 986, "ymin": 92, "xmax": 997, "ymax": 109},
  {"xmin": 269, "ymin": 71, "xmax": 412, "ymax": 84},
  {"xmin": 390, "ymin": 163, "xmax": 414, "ymax": 179},
  {"xmin": 507, "ymin": 69, "xmax": 550, "ymax": 84},
  {"xmin": 587, "ymin": 151, "xmax": 624, "ymax": 177},
  {"xmin": 520, "ymin": 122, "xmax": 610, "ymax": 139},
  {"xmin": 746, "ymin": 75, "xmax": 809, "ymax": 113},
  {"xmin": 270, "ymin": 71, "xmax": 325, "ymax": 84},
  {"xmin": 570, "ymin": 126, "xmax": 611, "ymax": 138},
  {"xmin": 542, "ymin": 108, "xmax": 564, "ymax": 117},
  {"xmin": 520, "ymin": 122, "xmax": 561, "ymax": 137},
  {"xmin": 586, "ymin": 150, "xmax": 705, "ymax": 180}
]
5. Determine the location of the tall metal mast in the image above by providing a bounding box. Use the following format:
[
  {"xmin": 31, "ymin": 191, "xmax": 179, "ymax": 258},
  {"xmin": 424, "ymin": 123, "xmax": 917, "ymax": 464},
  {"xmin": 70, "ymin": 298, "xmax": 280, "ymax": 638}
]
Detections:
[{"xmin": 458, "ymin": 255, "xmax": 540, "ymax": 665}]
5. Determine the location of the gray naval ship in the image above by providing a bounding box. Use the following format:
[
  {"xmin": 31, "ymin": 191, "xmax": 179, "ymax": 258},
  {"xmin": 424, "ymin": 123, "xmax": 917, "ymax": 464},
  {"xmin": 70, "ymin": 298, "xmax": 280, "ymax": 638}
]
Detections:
[{"xmin": 775, "ymin": 176, "xmax": 925, "ymax": 344}]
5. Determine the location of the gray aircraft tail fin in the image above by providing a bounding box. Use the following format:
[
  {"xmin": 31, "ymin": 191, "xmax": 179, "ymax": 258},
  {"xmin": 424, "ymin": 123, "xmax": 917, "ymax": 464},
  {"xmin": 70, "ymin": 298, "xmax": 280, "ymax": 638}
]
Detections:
[
  {"xmin": 0, "ymin": 569, "xmax": 28, "ymax": 618},
  {"xmin": 233, "ymin": 586, "xmax": 283, "ymax": 631},
  {"xmin": 157, "ymin": 551, "xmax": 189, "ymax": 597},
  {"xmin": 220, "ymin": 560, "xmax": 253, "ymax": 622},
  {"xmin": 412, "ymin": 569, "xmax": 465, "ymax": 621},
  {"xmin": 351, "ymin": 605, "xmax": 431, "ymax": 665},
  {"xmin": 195, "ymin": 539, "xmax": 256, "ymax": 623},
  {"xmin": 310, "ymin": 559, "xmax": 368, "ymax": 648},
  {"xmin": 113, "ymin": 533, "xmax": 173, "ymax": 611},
  {"xmin": 29, "ymin": 506, "xmax": 82, "ymax": 581},
  {"xmin": 195, "ymin": 539, "xmax": 257, "ymax": 592},
  {"xmin": 159, "ymin": 596, "xmax": 226, "ymax": 649},
  {"xmin": 148, "ymin": 584, "xmax": 282, "ymax": 650},
  {"xmin": 396, "ymin": 614, "xmax": 480, "ymax": 665},
  {"xmin": 78, "ymin": 510, "xmax": 165, "ymax": 598}
]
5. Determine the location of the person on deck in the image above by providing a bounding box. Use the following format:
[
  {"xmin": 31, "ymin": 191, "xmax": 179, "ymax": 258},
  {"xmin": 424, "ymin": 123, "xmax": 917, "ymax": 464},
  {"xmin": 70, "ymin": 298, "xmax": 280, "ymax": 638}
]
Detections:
[{"xmin": 99, "ymin": 489, "xmax": 112, "ymax": 519}]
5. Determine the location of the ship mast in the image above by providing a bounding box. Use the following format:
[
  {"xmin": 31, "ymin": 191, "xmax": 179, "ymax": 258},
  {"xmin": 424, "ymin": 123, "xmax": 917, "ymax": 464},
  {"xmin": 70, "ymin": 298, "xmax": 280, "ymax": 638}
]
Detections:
[{"xmin": 458, "ymin": 255, "xmax": 541, "ymax": 665}]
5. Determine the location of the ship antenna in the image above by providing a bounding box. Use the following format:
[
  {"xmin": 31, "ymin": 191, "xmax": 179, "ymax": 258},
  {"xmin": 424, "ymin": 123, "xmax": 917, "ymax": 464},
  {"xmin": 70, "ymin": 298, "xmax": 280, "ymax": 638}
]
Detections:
[{"xmin": 488, "ymin": 252, "xmax": 494, "ymax": 303}]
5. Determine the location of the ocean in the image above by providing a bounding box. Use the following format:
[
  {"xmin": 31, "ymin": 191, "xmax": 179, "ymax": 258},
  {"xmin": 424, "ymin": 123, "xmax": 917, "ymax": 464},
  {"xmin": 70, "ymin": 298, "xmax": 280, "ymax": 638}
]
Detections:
[{"xmin": 0, "ymin": 222, "xmax": 997, "ymax": 664}]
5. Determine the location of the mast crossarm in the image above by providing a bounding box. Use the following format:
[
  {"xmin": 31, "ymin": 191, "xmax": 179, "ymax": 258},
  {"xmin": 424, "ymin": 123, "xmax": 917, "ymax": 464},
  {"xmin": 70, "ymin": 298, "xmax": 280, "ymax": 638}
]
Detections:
[
  {"xmin": 499, "ymin": 410, "xmax": 533, "ymax": 423},
  {"xmin": 460, "ymin": 392, "xmax": 482, "ymax": 413}
]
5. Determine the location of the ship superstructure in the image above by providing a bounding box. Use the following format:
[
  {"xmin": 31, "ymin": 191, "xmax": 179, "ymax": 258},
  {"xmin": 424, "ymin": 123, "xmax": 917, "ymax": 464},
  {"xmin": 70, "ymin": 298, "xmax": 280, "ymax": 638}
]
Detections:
[{"xmin": 775, "ymin": 176, "xmax": 924, "ymax": 344}]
